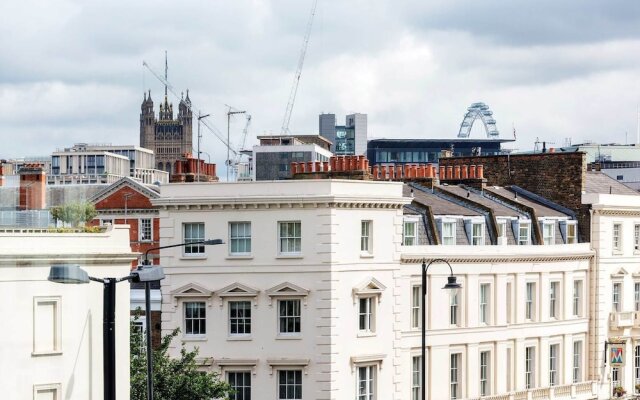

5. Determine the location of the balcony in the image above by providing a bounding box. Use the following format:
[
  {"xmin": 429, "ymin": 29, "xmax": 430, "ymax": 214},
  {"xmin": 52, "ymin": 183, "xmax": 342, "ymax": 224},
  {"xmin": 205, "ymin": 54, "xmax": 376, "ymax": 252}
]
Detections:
[
  {"xmin": 466, "ymin": 381, "xmax": 596, "ymax": 400},
  {"xmin": 610, "ymin": 311, "xmax": 635, "ymax": 330}
]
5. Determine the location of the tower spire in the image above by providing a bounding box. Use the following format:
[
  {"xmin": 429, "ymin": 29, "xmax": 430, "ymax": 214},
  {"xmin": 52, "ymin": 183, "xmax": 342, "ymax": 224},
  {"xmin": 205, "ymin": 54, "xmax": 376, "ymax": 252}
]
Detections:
[{"xmin": 164, "ymin": 50, "xmax": 168, "ymax": 98}]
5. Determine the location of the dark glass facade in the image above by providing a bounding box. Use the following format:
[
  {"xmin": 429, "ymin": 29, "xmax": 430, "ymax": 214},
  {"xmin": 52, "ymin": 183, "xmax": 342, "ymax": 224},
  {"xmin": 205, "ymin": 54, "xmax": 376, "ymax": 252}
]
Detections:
[{"xmin": 367, "ymin": 138, "xmax": 512, "ymax": 165}]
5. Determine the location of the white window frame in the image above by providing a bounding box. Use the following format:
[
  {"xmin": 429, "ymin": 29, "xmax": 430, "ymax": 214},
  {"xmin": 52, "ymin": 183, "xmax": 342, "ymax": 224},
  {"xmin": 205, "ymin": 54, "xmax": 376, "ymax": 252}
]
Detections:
[
  {"xmin": 450, "ymin": 352, "xmax": 462, "ymax": 400},
  {"xmin": 566, "ymin": 222, "xmax": 577, "ymax": 244},
  {"xmin": 184, "ymin": 301, "xmax": 207, "ymax": 337},
  {"xmin": 549, "ymin": 343, "xmax": 560, "ymax": 386},
  {"xmin": 635, "ymin": 344, "xmax": 640, "ymax": 389},
  {"xmin": 361, "ymin": 220, "xmax": 373, "ymax": 254},
  {"xmin": 613, "ymin": 222, "xmax": 622, "ymax": 252},
  {"xmin": 278, "ymin": 369, "xmax": 303, "ymax": 400},
  {"xmin": 497, "ymin": 219, "xmax": 507, "ymax": 241},
  {"xmin": 480, "ymin": 350, "xmax": 491, "ymax": 396},
  {"xmin": 278, "ymin": 299, "xmax": 302, "ymax": 336},
  {"xmin": 518, "ymin": 222, "xmax": 531, "ymax": 245},
  {"xmin": 526, "ymin": 282, "xmax": 536, "ymax": 321},
  {"xmin": 442, "ymin": 221, "xmax": 456, "ymax": 245},
  {"xmin": 229, "ymin": 300, "xmax": 252, "ymax": 337},
  {"xmin": 183, "ymin": 222, "xmax": 205, "ymax": 256},
  {"xmin": 542, "ymin": 221, "xmax": 555, "ymax": 245},
  {"xmin": 450, "ymin": 291, "xmax": 460, "ymax": 326},
  {"xmin": 573, "ymin": 340, "xmax": 583, "ymax": 384},
  {"xmin": 229, "ymin": 221, "xmax": 252, "ymax": 256},
  {"xmin": 549, "ymin": 281, "xmax": 559, "ymax": 319},
  {"xmin": 227, "ymin": 370, "xmax": 251, "ymax": 400},
  {"xmin": 403, "ymin": 220, "xmax": 418, "ymax": 246},
  {"xmin": 635, "ymin": 282, "xmax": 640, "ymax": 312},
  {"xmin": 613, "ymin": 282, "xmax": 622, "ymax": 312},
  {"xmin": 278, "ymin": 221, "xmax": 302, "ymax": 255},
  {"xmin": 472, "ymin": 222, "xmax": 484, "ymax": 246},
  {"xmin": 139, "ymin": 218, "xmax": 152, "ymax": 242},
  {"xmin": 411, "ymin": 285, "xmax": 421, "ymax": 329},
  {"xmin": 525, "ymin": 346, "xmax": 536, "ymax": 389},
  {"xmin": 573, "ymin": 280, "xmax": 583, "ymax": 317},
  {"xmin": 356, "ymin": 364, "xmax": 376, "ymax": 400},
  {"xmin": 358, "ymin": 296, "xmax": 375, "ymax": 334},
  {"xmin": 412, "ymin": 356, "xmax": 421, "ymax": 400},
  {"xmin": 479, "ymin": 283, "xmax": 490, "ymax": 325}
]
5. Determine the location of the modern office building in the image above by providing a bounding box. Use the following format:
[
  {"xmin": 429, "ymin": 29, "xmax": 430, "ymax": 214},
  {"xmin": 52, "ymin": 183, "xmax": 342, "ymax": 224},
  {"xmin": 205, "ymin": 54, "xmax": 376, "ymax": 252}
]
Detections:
[
  {"xmin": 252, "ymin": 135, "xmax": 332, "ymax": 181},
  {"xmin": 319, "ymin": 112, "xmax": 368, "ymax": 156},
  {"xmin": 367, "ymin": 138, "xmax": 513, "ymax": 166},
  {"xmin": 50, "ymin": 143, "xmax": 168, "ymax": 185},
  {"xmin": 155, "ymin": 176, "xmax": 597, "ymax": 400}
]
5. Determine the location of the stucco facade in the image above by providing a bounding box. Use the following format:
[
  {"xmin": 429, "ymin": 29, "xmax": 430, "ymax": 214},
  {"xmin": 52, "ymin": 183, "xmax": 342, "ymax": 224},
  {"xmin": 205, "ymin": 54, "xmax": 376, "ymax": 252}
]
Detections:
[
  {"xmin": 156, "ymin": 180, "xmax": 599, "ymax": 400},
  {"xmin": 0, "ymin": 225, "xmax": 135, "ymax": 399}
]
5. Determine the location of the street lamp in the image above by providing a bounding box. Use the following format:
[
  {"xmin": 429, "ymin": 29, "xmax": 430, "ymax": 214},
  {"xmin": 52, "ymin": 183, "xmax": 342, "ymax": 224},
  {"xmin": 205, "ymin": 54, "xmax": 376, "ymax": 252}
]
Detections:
[
  {"xmin": 421, "ymin": 258, "xmax": 460, "ymax": 400},
  {"xmin": 139, "ymin": 238, "xmax": 224, "ymax": 400},
  {"xmin": 48, "ymin": 264, "xmax": 163, "ymax": 400}
]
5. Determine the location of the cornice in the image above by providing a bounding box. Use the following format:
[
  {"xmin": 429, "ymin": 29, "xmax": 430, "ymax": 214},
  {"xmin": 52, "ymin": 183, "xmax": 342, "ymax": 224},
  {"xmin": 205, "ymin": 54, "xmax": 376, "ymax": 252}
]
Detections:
[
  {"xmin": 153, "ymin": 196, "xmax": 409, "ymax": 211},
  {"xmin": 593, "ymin": 209, "xmax": 640, "ymax": 216},
  {"xmin": 0, "ymin": 253, "xmax": 137, "ymax": 265},
  {"xmin": 401, "ymin": 253, "xmax": 594, "ymax": 264}
]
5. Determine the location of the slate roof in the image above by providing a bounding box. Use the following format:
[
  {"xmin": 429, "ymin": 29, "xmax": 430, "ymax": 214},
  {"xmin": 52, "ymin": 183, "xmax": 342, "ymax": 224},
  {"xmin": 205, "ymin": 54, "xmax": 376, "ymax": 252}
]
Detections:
[{"xmin": 585, "ymin": 171, "xmax": 639, "ymax": 195}]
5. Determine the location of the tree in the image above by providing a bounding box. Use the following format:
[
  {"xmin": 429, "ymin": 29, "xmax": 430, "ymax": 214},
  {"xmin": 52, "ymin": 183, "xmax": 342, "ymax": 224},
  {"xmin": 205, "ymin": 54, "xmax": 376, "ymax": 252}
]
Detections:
[
  {"xmin": 50, "ymin": 201, "xmax": 97, "ymax": 227},
  {"xmin": 130, "ymin": 316, "xmax": 232, "ymax": 400}
]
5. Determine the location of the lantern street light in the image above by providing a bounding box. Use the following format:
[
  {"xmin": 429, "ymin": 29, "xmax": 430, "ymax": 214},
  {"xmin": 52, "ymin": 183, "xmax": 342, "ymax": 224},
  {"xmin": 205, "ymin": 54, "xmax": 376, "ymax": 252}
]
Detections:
[
  {"xmin": 48, "ymin": 264, "xmax": 165, "ymax": 400},
  {"xmin": 421, "ymin": 258, "xmax": 461, "ymax": 400}
]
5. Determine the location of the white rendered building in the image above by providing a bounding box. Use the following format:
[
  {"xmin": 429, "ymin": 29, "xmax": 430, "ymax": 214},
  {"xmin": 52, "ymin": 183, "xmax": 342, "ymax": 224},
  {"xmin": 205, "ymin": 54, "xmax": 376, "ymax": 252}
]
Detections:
[
  {"xmin": 583, "ymin": 180, "xmax": 640, "ymax": 398},
  {"xmin": 0, "ymin": 225, "xmax": 135, "ymax": 399},
  {"xmin": 156, "ymin": 179, "xmax": 598, "ymax": 400}
]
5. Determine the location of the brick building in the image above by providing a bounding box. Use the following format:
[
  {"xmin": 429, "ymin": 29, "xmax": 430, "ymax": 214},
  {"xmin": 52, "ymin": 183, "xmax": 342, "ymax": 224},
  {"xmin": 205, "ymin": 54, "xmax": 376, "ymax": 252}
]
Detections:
[{"xmin": 88, "ymin": 177, "xmax": 162, "ymax": 347}]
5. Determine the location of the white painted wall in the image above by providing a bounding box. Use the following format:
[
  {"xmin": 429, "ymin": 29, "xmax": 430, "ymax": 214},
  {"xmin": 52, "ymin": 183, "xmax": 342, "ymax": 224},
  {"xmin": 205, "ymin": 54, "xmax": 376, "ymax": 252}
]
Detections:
[
  {"xmin": 157, "ymin": 180, "xmax": 597, "ymax": 400},
  {"xmin": 0, "ymin": 225, "xmax": 135, "ymax": 400}
]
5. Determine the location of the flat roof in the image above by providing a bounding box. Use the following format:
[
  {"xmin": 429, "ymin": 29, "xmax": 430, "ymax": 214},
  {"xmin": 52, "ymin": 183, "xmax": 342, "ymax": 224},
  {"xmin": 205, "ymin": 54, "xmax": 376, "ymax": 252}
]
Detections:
[{"xmin": 368, "ymin": 138, "xmax": 515, "ymax": 145}]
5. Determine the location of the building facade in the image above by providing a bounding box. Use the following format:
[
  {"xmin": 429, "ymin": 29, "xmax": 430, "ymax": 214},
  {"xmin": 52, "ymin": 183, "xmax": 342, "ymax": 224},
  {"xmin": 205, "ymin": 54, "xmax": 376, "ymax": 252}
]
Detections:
[
  {"xmin": 252, "ymin": 135, "xmax": 332, "ymax": 180},
  {"xmin": 50, "ymin": 143, "xmax": 169, "ymax": 185},
  {"xmin": 319, "ymin": 112, "xmax": 367, "ymax": 156},
  {"xmin": 140, "ymin": 91, "xmax": 193, "ymax": 174},
  {"xmin": 0, "ymin": 225, "xmax": 134, "ymax": 399},
  {"xmin": 155, "ymin": 179, "xmax": 597, "ymax": 400}
]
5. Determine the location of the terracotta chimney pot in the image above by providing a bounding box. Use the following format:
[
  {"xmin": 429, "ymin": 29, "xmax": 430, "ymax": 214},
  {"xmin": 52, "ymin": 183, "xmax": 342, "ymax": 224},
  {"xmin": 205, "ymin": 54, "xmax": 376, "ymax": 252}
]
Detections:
[
  {"xmin": 461, "ymin": 165, "xmax": 468, "ymax": 179},
  {"xmin": 469, "ymin": 165, "xmax": 476, "ymax": 178},
  {"xmin": 454, "ymin": 165, "xmax": 461, "ymax": 179},
  {"xmin": 315, "ymin": 161, "xmax": 321, "ymax": 172},
  {"xmin": 446, "ymin": 166, "xmax": 453, "ymax": 180},
  {"xmin": 477, "ymin": 165, "xmax": 484, "ymax": 179},
  {"xmin": 291, "ymin": 162, "xmax": 298, "ymax": 175},
  {"xmin": 372, "ymin": 165, "xmax": 379, "ymax": 180}
]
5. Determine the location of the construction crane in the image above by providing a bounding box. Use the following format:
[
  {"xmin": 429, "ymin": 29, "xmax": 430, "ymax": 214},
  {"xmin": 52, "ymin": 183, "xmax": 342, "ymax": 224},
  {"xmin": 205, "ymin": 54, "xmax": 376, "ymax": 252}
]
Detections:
[
  {"xmin": 231, "ymin": 114, "xmax": 252, "ymax": 179},
  {"xmin": 142, "ymin": 60, "xmax": 238, "ymax": 160},
  {"xmin": 280, "ymin": 0, "xmax": 318, "ymax": 135}
]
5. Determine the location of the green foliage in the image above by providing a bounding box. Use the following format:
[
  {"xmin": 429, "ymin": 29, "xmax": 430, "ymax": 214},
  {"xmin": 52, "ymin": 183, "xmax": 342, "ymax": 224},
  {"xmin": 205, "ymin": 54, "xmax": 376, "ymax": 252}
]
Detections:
[
  {"xmin": 50, "ymin": 201, "xmax": 97, "ymax": 227},
  {"xmin": 130, "ymin": 315, "xmax": 232, "ymax": 400}
]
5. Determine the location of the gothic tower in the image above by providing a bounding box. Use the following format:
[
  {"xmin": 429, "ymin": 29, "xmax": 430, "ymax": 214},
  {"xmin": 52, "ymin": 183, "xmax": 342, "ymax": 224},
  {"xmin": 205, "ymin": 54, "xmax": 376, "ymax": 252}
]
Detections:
[{"xmin": 138, "ymin": 55, "xmax": 193, "ymax": 174}]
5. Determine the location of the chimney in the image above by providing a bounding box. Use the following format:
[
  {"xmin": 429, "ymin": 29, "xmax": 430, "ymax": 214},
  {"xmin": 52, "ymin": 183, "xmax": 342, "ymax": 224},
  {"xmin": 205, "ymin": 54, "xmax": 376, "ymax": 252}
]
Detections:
[
  {"xmin": 19, "ymin": 164, "xmax": 46, "ymax": 210},
  {"xmin": 0, "ymin": 165, "xmax": 4, "ymax": 187}
]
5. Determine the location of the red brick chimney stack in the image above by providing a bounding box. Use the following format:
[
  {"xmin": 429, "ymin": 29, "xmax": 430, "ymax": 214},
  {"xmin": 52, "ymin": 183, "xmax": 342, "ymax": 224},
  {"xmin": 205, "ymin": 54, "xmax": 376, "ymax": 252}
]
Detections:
[{"xmin": 19, "ymin": 164, "xmax": 46, "ymax": 210}]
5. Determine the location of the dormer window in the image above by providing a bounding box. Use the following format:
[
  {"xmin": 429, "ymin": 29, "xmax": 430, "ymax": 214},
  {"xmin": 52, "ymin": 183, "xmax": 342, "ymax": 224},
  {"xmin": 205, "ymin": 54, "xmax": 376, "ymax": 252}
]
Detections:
[
  {"xmin": 542, "ymin": 221, "xmax": 555, "ymax": 245},
  {"xmin": 403, "ymin": 219, "xmax": 418, "ymax": 246},
  {"xmin": 517, "ymin": 221, "xmax": 531, "ymax": 245},
  {"xmin": 560, "ymin": 221, "xmax": 578, "ymax": 244},
  {"xmin": 442, "ymin": 221, "xmax": 456, "ymax": 245},
  {"xmin": 472, "ymin": 222, "xmax": 484, "ymax": 246}
]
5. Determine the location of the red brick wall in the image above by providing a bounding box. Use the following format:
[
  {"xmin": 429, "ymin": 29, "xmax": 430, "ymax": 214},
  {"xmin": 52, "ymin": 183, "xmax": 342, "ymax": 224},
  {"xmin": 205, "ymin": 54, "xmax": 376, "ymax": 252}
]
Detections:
[
  {"xmin": 439, "ymin": 152, "xmax": 589, "ymax": 240},
  {"xmin": 91, "ymin": 186, "xmax": 160, "ymax": 267}
]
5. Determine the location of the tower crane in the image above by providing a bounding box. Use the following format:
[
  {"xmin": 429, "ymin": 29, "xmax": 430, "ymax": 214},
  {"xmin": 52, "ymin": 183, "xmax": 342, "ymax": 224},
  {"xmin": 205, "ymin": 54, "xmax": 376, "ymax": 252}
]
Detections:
[{"xmin": 280, "ymin": 0, "xmax": 318, "ymax": 135}]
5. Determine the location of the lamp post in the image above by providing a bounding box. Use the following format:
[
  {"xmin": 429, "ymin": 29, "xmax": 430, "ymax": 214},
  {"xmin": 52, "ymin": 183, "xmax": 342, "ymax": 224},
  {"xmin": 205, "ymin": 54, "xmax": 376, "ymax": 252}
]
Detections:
[
  {"xmin": 421, "ymin": 258, "xmax": 460, "ymax": 400},
  {"xmin": 139, "ymin": 238, "xmax": 224, "ymax": 400},
  {"xmin": 48, "ymin": 264, "xmax": 164, "ymax": 400}
]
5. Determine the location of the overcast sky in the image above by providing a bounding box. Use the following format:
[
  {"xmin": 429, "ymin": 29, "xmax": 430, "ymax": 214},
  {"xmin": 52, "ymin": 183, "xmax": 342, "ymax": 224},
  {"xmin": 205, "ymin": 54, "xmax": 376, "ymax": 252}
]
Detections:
[{"xmin": 2, "ymin": 0, "xmax": 640, "ymax": 175}]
